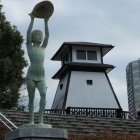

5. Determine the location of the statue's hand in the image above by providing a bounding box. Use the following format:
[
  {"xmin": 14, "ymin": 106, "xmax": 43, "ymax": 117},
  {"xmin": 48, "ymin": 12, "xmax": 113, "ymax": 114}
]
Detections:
[
  {"xmin": 29, "ymin": 13, "xmax": 34, "ymax": 20},
  {"xmin": 44, "ymin": 18, "xmax": 49, "ymax": 23}
]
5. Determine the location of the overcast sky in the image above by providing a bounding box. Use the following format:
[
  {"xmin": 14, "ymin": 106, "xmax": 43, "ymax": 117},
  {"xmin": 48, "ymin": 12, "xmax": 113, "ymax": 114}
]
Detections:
[{"xmin": 2, "ymin": 0, "xmax": 140, "ymax": 110}]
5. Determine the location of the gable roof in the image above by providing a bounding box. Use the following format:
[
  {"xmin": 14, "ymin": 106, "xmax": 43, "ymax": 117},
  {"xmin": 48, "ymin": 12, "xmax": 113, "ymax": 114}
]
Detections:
[{"xmin": 51, "ymin": 42, "xmax": 114, "ymax": 61}]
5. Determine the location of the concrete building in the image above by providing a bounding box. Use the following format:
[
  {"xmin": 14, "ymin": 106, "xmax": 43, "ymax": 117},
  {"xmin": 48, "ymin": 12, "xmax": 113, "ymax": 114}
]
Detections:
[
  {"xmin": 51, "ymin": 42, "xmax": 121, "ymax": 110},
  {"xmin": 126, "ymin": 59, "xmax": 140, "ymax": 117}
]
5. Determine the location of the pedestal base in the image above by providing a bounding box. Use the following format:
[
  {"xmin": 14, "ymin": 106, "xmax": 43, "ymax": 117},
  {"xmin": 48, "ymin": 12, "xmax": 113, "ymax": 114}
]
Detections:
[
  {"xmin": 19, "ymin": 123, "xmax": 52, "ymax": 128},
  {"xmin": 5, "ymin": 127, "xmax": 68, "ymax": 140}
]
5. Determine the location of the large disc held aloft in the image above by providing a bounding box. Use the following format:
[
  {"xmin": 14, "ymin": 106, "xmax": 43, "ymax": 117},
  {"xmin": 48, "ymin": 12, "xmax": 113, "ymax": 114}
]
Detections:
[{"xmin": 32, "ymin": 1, "xmax": 54, "ymax": 18}]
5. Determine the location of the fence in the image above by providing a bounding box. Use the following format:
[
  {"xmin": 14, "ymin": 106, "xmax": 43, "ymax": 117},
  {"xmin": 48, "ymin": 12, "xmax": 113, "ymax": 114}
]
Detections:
[{"xmin": 45, "ymin": 107, "xmax": 129, "ymax": 119}]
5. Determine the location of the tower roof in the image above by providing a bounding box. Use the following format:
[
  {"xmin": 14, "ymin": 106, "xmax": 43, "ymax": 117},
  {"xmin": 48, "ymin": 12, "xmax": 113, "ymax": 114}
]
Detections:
[
  {"xmin": 51, "ymin": 42, "xmax": 114, "ymax": 61},
  {"xmin": 52, "ymin": 62, "xmax": 115, "ymax": 79}
]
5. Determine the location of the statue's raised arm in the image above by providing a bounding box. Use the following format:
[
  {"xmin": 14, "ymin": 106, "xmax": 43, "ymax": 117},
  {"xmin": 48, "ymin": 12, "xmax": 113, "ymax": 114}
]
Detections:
[
  {"xmin": 26, "ymin": 14, "xmax": 34, "ymax": 46},
  {"xmin": 42, "ymin": 18, "xmax": 49, "ymax": 48}
]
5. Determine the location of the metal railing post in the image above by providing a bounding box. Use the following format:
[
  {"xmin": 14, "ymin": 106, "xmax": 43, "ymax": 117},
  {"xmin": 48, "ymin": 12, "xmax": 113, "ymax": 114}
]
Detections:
[{"xmin": 66, "ymin": 107, "xmax": 71, "ymax": 114}]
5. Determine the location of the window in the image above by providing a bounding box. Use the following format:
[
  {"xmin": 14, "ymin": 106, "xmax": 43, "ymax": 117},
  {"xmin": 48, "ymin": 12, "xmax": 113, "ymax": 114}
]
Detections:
[
  {"xmin": 76, "ymin": 50, "xmax": 86, "ymax": 60},
  {"xmin": 60, "ymin": 84, "xmax": 63, "ymax": 90},
  {"xmin": 76, "ymin": 50, "xmax": 97, "ymax": 61},
  {"xmin": 87, "ymin": 51, "xmax": 97, "ymax": 60},
  {"xmin": 87, "ymin": 80, "xmax": 93, "ymax": 85}
]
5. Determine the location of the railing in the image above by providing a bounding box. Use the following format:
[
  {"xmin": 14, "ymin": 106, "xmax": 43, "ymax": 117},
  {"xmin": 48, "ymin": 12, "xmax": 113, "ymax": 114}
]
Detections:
[
  {"xmin": 128, "ymin": 115, "xmax": 136, "ymax": 120},
  {"xmin": 0, "ymin": 119, "xmax": 12, "ymax": 131},
  {"xmin": 0, "ymin": 112, "xmax": 17, "ymax": 130},
  {"xmin": 45, "ymin": 107, "xmax": 129, "ymax": 119}
]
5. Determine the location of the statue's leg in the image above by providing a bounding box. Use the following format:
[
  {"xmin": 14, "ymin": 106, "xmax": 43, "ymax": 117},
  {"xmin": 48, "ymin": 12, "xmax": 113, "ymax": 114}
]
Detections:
[
  {"xmin": 36, "ymin": 80, "xmax": 46, "ymax": 124},
  {"xmin": 26, "ymin": 80, "xmax": 36, "ymax": 124}
]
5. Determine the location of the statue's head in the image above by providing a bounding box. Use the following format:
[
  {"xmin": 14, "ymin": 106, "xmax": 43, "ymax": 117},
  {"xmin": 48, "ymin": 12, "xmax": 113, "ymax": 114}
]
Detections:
[{"xmin": 31, "ymin": 30, "xmax": 43, "ymax": 45}]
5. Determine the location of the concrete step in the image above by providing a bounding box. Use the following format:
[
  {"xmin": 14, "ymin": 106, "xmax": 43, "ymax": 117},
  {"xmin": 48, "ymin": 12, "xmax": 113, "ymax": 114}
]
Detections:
[{"xmin": 1, "ymin": 109, "xmax": 140, "ymax": 135}]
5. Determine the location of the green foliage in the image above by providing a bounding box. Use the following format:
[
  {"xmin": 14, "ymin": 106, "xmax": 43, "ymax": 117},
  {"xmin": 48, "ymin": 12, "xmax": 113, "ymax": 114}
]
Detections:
[{"xmin": 0, "ymin": 5, "xmax": 27, "ymax": 109}]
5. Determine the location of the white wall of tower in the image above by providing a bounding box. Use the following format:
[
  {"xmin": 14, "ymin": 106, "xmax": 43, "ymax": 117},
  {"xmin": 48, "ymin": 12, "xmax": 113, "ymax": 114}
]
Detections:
[
  {"xmin": 65, "ymin": 71, "xmax": 119, "ymax": 108},
  {"xmin": 52, "ymin": 73, "xmax": 69, "ymax": 109}
]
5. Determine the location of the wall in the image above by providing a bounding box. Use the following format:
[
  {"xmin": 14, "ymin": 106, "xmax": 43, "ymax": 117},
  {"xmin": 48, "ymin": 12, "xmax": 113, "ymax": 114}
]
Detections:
[
  {"xmin": 0, "ymin": 120, "xmax": 11, "ymax": 140},
  {"xmin": 52, "ymin": 73, "xmax": 69, "ymax": 109},
  {"xmin": 66, "ymin": 71, "xmax": 119, "ymax": 108}
]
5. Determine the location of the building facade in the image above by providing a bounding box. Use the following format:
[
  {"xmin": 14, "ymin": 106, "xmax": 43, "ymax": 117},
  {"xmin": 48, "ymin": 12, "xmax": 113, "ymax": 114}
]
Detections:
[
  {"xmin": 51, "ymin": 42, "xmax": 121, "ymax": 110},
  {"xmin": 126, "ymin": 59, "xmax": 140, "ymax": 117}
]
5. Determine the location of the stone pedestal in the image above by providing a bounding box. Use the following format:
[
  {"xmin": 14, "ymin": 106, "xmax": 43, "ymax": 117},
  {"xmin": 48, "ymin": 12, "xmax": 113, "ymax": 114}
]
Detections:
[{"xmin": 5, "ymin": 127, "xmax": 68, "ymax": 140}]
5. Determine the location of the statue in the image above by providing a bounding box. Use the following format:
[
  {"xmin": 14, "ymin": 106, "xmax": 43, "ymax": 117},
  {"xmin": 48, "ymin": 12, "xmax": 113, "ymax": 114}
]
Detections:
[{"xmin": 26, "ymin": 1, "xmax": 54, "ymax": 125}]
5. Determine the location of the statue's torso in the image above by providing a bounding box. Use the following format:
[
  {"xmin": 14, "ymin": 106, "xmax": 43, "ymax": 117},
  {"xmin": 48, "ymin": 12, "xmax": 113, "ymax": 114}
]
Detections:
[{"xmin": 26, "ymin": 45, "xmax": 45, "ymax": 81}]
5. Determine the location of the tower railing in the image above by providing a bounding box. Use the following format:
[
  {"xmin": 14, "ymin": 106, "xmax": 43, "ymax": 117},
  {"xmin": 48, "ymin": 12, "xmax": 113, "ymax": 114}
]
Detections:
[{"xmin": 45, "ymin": 107, "xmax": 129, "ymax": 119}]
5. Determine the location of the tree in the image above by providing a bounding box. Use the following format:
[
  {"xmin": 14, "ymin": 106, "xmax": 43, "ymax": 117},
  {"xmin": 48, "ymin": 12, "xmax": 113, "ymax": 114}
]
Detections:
[{"xmin": 0, "ymin": 4, "xmax": 27, "ymax": 109}]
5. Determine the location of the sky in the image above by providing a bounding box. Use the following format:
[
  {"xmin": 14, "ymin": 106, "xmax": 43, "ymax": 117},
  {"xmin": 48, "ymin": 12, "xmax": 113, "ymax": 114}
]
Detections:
[{"xmin": 2, "ymin": 0, "xmax": 140, "ymax": 111}]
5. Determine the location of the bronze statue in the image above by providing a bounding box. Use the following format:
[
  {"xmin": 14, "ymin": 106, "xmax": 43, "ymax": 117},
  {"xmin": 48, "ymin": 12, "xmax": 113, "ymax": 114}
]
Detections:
[{"xmin": 26, "ymin": 1, "xmax": 54, "ymax": 125}]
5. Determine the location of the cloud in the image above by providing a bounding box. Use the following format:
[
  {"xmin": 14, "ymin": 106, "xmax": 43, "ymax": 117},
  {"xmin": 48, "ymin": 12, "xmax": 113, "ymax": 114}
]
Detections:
[
  {"xmin": 2, "ymin": 0, "xmax": 30, "ymax": 24},
  {"xmin": 109, "ymin": 76, "xmax": 128, "ymax": 111},
  {"xmin": 2, "ymin": 0, "xmax": 140, "ymax": 110}
]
